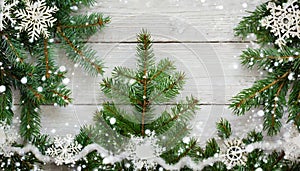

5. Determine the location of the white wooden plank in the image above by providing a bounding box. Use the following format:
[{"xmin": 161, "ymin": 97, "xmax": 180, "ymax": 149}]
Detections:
[
  {"xmin": 83, "ymin": 0, "xmax": 265, "ymax": 42},
  {"xmin": 52, "ymin": 43, "xmax": 260, "ymax": 105}
]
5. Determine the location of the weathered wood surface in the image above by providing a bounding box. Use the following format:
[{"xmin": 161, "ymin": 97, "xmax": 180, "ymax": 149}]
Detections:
[{"xmin": 15, "ymin": 0, "xmax": 266, "ymax": 148}]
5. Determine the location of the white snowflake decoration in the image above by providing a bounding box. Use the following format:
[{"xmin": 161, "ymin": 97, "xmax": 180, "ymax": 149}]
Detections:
[
  {"xmin": 261, "ymin": 0, "xmax": 300, "ymax": 48},
  {"xmin": 0, "ymin": 0, "xmax": 19, "ymax": 31},
  {"xmin": 222, "ymin": 138, "xmax": 247, "ymax": 169},
  {"xmin": 124, "ymin": 132, "xmax": 165, "ymax": 170},
  {"xmin": 46, "ymin": 134, "xmax": 82, "ymax": 165},
  {"xmin": 14, "ymin": 0, "xmax": 58, "ymax": 42},
  {"xmin": 0, "ymin": 122, "xmax": 20, "ymax": 157}
]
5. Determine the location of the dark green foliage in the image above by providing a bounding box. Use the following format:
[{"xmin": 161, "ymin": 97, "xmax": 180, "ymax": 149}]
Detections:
[
  {"xmin": 203, "ymin": 138, "xmax": 219, "ymax": 158},
  {"xmin": 78, "ymin": 30, "xmax": 200, "ymax": 170},
  {"xmin": 0, "ymin": 0, "xmax": 109, "ymax": 141},
  {"xmin": 242, "ymin": 130, "xmax": 263, "ymax": 145},
  {"xmin": 0, "ymin": 152, "xmax": 41, "ymax": 170},
  {"xmin": 216, "ymin": 118, "xmax": 231, "ymax": 139},
  {"xmin": 231, "ymin": 0, "xmax": 300, "ymax": 135}
]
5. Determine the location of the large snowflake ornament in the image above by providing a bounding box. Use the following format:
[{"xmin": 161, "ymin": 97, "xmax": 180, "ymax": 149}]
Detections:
[
  {"xmin": 14, "ymin": 0, "xmax": 58, "ymax": 42},
  {"xmin": 123, "ymin": 131, "xmax": 165, "ymax": 170},
  {"xmin": 261, "ymin": 0, "xmax": 300, "ymax": 48},
  {"xmin": 0, "ymin": 122, "xmax": 20, "ymax": 157},
  {"xmin": 46, "ymin": 134, "xmax": 82, "ymax": 165},
  {"xmin": 0, "ymin": 0, "xmax": 19, "ymax": 31},
  {"xmin": 221, "ymin": 138, "xmax": 247, "ymax": 169}
]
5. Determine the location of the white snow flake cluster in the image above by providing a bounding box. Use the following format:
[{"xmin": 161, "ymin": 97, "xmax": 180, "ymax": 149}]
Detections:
[
  {"xmin": 0, "ymin": 0, "xmax": 19, "ymax": 31},
  {"xmin": 261, "ymin": 0, "xmax": 300, "ymax": 48},
  {"xmin": 125, "ymin": 131, "xmax": 165, "ymax": 170},
  {"xmin": 222, "ymin": 138, "xmax": 247, "ymax": 169},
  {"xmin": 46, "ymin": 134, "xmax": 82, "ymax": 165},
  {"xmin": 14, "ymin": 0, "xmax": 58, "ymax": 42}
]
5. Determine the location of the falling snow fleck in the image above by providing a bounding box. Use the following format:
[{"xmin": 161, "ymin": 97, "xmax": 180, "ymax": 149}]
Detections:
[
  {"xmin": 21, "ymin": 77, "xmax": 27, "ymax": 84},
  {"xmin": 37, "ymin": 86, "xmax": 43, "ymax": 92},
  {"xmin": 109, "ymin": 117, "xmax": 116, "ymax": 125},
  {"xmin": 62, "ymin": 78, "xmax": 70, "ymax": 85},
  {"xmin": 0, "ymin": 85, "xmax": 6, "ymax": 93}
]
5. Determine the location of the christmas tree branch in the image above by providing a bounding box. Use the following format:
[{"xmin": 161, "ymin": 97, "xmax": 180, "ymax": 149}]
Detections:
[
  {"xmin": 174, "ymin": 140, "xmax": 197, "ymax": 163},
  {"xmin": 162, "ymin": 126, "xmax": 188, "ymax": 148},
  {"xmin": 136, "ymin": 31, "xmax": 155, "ymax": 136},
  {"xmin": 20, "ymin": 100, "xmax": 41, "ymax": 140},
  {"xmin": 271, "ymin": 151, "xmax": 285, "ymax": 168},
  {"xmin": 149, "ymin": 59, "xmax": 175, "ymax": 81},
  {"xmin": 3, "ymin": 35, "xmax": 22, "ymax": 61},
  {"xmin": 0, "ymin": 87, "xmax": 14, "ymax": 124},
  {"xmin": 99, "ymin": 103, "xmax": 140, "ymax": 136},
  {"xmin": 216, "ymin": 118, "xmax": 231, "ymax": 139},
  {"xmin": 57, "ymin": 26, "xmax": 103, "ymax": 74},
  {"xmin": 234, "ymin": 71, "xmax": 289, "ymax": 109},
  {"xmin": 163, "ymin": 98, "xmax": 197, "ymax": 126},
  {"xmin": 112, "ymin": 67, "xmax": 142, "ymax": 84},
  {"xmin": 43, "ymin": 39, "xmax": 51, "ymax": 79},
  {"xmin": 148, "ymin": 72, "xmax": 185, "ymax": 104},
  {"xmin": 101, "ymin": 78, "xmax": 141, "ymax": 105},
  {"xmin": 141, "ymin": 70, "xmax": 149, "ymax": 136}
]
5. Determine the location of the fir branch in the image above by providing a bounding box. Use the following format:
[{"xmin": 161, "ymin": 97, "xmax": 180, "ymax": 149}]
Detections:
[
  {"xmin": 149, "ymin": 58, "xmax": 176, "ymax": 81},
  {"xmin": 233, "ymin": 0, "xmax": 300, "ymax": 135},
  {"xmin": 57, "ymin": 26, "xmax": 104, "ymax": 75},
  {"xmin": 43, "ymin": 39, "xmax": 50, "ymax": 79},
  {"xmin": 20, "ymin": 100, "xmax": 41, "ymax": 140},
  {"xmin": 149, "ymin": 96, "xmax": 198, "ymax": 134},
  {"xmin": 112, "ymin": 67, "xmax": 141, "ymax": 84},
  {"xmin": 231, "ymin": 71, "xmax": 289, "ymax": 114},
  {"xmin": 234, "ymin": 2, "xmax": 275, "ymax": 45},
  {"xmin": 98, "ymin": 102, "xmax": 140, "ymax": 136},
  {"xmin": 174, "ymin": 140, "xmax": 197, "ymax": 163},
  {"xmin": 3, "ymin": 35, "xmax": 23, "ymax": 63},
  {"xmin": 242, "ymin": 130, "xmax": 263, "ymax": 145},
  {"xmin": 288, "ymin": 80, "xmax": 300, "ymax": 130},
  {"xmin": 203, "ymin": 138, "xmax": 219, "ymax": 158},
  {"xmin": 216, "ymin": 118, "xmax": 231, "ymax": 139},
  {"xmin": 271, "ymin": 151, "xmax": 285, "ymax": 168},
  {"xmin": 148, "ymin": 72, "xmax": 185, "ymax": 104},
  {"xmin": 135, "ymin": 30, "xmax": 155, "ymax": 136},
  {"xmin": 101, "ymin": 78, "xmax": 141, "ymax": 105},
  {"xmin": 81, "ymin": 30, "xmax": 200, "ymax": 170},
  {"xmin": 160, "ymin": 126, "xmax": 189, "ymax": 149},
  {"xmin": 0, "ymin": 86, "xmax": 14, "ymax": 124}
]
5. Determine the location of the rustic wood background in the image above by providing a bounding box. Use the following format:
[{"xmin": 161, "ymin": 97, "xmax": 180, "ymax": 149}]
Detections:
[
  {"xmin": 11, "ymin": 1, "xmax": 270, "ymax": 169},
  {"xmin": 33, "ymin": 0, "xmax": 265, "ymax": 139},
  {"xmin": 25, "ymin": 0, "xmax": 267, "ymax": 169}
]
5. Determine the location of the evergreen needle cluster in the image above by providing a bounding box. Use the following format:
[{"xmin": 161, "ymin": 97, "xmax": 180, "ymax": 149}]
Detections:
[
  {"xmin": 75, "ymin": 30, "xmax": 300, "ymax": 171},
  {"xmin": 231, "ymin": 0, "xmax": 300, "ymax": 135},
  {"xmin": 0, "ymin": 0, "xmax": 109, "ymax": 140},
  {"xmin": 76, "ymin": 30, "xmax": 205, "ymax": 170}
]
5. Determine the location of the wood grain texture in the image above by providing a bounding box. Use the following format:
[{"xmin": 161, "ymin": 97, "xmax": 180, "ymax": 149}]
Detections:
[
  {"xmin": 12, "ymin": 0, "xmax": 268, "ymax": 168},
  {"xmin": 58, "ymin": 43, "xmax": 260, "ymax": 105},
  {"xmin": 21, "ymin": 0, "xmax": 264, "ymax": 139},
  {"xmin": 86, "ymin": 0, "xmax": 265, "ymax": 42}
]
